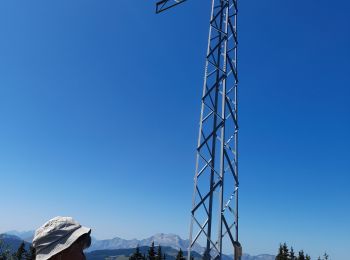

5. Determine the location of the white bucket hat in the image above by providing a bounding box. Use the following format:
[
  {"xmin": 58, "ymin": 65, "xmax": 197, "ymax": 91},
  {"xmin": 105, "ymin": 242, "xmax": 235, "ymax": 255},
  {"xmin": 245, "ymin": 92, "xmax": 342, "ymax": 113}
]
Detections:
[{"xmin": 32, "ymin": 216, "xmax": 91, "ymax": 260}]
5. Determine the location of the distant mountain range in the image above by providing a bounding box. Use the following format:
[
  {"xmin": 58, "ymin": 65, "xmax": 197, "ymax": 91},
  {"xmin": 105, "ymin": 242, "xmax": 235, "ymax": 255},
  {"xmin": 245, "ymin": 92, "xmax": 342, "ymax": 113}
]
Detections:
[
  {"xmin": 0, "ymin": 234, "xmax": 31, "ymax": 252},
  {"xmin": 4, "ymin": 230, "xmax": 34, "ymax": 243},
  {"xmin": 0, "ymin": 231, "xmax": 275, "ymax": 260},
  {"xmin": 88, "ymin": 233, "xmax": 204, "ymax": 254},
  {"xmin": 85, "ymin": 247, "xmax": 275, "ymax": 260},
  {"xmin": 85, "ymin": 246, "xmax": 203, "ymax": 260}
]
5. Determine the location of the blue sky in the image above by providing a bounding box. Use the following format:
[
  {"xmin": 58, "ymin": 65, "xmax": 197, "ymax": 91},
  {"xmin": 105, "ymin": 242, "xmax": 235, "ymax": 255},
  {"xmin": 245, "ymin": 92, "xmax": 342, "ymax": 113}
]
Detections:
[{"xmin": 0, "ymin": 0, "xmax": 349, "ymax": 259}]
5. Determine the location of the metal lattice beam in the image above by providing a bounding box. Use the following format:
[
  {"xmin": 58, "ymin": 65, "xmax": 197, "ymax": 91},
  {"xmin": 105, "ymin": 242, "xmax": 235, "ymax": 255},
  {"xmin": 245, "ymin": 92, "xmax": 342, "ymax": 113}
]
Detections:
[
  {"xmin": 155, "ymin": 1, "xmax": 241, "ymax": 259},
  {"xmin": 156, "ymin": 0, "xmax": 187, "ymax": 13}
]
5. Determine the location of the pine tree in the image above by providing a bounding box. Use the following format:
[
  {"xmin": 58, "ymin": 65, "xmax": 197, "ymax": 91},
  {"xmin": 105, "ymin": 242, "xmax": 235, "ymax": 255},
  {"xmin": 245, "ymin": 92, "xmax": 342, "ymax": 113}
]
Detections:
[
  {"xmin": 275, "ymin": 244, "xmax": 284, "ymax": 260},
  {"xmin": 176, "ymin": 248, "xmax": 185, "ymax": 260},
  {"xmin": 290, "ymin": 247, "xmax": 296, "ymax": 260},
  {"xmin": 317, "ymin": 257, "xmax": 321, "ymax": 260},
  {"xmin": 148, "ymin": 242, "xmax": 156, "ymax": 260},
  {"xmin": 156, "ymin": 245, "xmax": 163, "ymax": 260},
  {"xmin": 282, "ymin": 243, "xmax": 289, "ymax": 260},
  {"xmin": 24, "ymin": 246, "xmax": 35, "ymax": 260},
  {"xmin": 298, "ymin": 250, "xmax": 306, "ymax": 260},
  {"xmin": 130, "ymin": 245, "xmax": 144, "ymax": 260},
  {"xmin": 15, "ymin": 242, "xmax": 26, "ymax": 260},
  {"xmin": 305, "ymin": 255, "xmax": 311, "ymax": 260},
  {"xmin": 323, "ymin": 252, "xmax": 329, "ymax": 260}
]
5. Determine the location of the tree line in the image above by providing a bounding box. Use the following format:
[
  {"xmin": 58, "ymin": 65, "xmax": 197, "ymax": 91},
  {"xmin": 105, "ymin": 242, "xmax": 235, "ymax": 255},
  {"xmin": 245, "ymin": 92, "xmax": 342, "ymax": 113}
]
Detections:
[
  {"xmin": 275, "ymin": 243, "xmax": 329, "ymax": 260},
  {"xmin": 130, "ymin": 242, "xmax": 331, "ymax": 260},
  {"xmin": 129, "ymin": 242, "xmax": 187, "ymax": 260}
]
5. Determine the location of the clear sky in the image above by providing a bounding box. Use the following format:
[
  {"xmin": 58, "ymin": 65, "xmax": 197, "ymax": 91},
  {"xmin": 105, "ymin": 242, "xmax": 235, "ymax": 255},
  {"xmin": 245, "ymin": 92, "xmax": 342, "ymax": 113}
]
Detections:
[{"xmin": 0, "ymin": 0, "xmax": 349, "ymax": 259}]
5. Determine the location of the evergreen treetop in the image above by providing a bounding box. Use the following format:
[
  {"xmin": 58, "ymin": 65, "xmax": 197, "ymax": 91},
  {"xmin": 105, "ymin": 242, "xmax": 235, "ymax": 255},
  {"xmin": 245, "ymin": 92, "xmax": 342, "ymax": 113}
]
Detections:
[
  {"xmin": 129, "ymin": 245, "xmax": 145, "ymax": 260},
  {"xmin": 290, "ymin": 246, "xmax": 296, "ymax": 260},
  {"xmin": 176, "ymin": 248, "xmax": 185, "ymax": 260},
  {"xmin": 298, "ymin": 250, "xmax": 306, "ymax": 260},
  {"xmin": 155, "ymin": 245, "xmax": 163, "ymax": 260},
  {"xmin": 148, "ymin": 242, "xmax": 156, "ymax": 260},
  {"xmin": 275, "ymin": 243, "xmax": 289, "ymax": 260},
  {"xmin": 15, "ymin": 241, "xmax": 26, "ymax": 260}
]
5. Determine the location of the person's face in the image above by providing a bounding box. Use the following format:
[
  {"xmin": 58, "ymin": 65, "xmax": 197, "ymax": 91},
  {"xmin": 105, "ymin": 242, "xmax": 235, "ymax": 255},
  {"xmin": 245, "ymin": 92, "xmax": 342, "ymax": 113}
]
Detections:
[{"xmin": 50, "ymin": 241, "xmax": 86, "ymax": 260}]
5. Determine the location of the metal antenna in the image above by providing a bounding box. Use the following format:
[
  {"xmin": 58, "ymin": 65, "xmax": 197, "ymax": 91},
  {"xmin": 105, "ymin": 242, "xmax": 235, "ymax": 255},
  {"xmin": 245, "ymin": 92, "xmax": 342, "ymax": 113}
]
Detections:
[{"xmin": 155, "ymin": 1, "xmax": 241, "ymax": 260}]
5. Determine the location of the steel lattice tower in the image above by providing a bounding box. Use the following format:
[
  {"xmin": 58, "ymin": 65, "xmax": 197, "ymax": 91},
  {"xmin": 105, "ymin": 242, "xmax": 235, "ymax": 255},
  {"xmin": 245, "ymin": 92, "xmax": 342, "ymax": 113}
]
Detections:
[{"xmin": 156, "ymin": 1, "xmax": 241, "ymax": 260}]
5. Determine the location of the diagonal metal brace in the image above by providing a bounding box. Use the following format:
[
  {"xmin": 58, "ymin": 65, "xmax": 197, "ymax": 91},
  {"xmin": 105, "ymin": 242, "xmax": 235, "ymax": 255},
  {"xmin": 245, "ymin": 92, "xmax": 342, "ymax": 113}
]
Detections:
[{"xmin": 156, "ymin": 0, "xmax": 187, "ymax": 13}]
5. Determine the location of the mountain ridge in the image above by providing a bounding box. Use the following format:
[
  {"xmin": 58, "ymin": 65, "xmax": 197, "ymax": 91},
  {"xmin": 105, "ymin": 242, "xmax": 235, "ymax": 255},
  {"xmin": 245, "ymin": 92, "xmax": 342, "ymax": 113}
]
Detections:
[
  {"xmin": 4, "ymin": 230, "xmax": 34, "ymax": 243},
  {"xmin": 88, "ymin": 232, "xmax": 204, "ymax": 254},
  {"xmin": 1, "ymin": 231, "xmax": 275, "ymax": 260},
  {"xmin": 0, "ymin": 234, "xmax": 31, "ymax": 252}
]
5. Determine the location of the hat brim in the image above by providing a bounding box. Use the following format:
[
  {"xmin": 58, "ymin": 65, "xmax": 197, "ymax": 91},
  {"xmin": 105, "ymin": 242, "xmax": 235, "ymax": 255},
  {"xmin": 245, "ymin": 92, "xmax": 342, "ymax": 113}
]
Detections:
[{"xmin": 35, "ymin": 226, "xmax": 91, "ymax": 260}]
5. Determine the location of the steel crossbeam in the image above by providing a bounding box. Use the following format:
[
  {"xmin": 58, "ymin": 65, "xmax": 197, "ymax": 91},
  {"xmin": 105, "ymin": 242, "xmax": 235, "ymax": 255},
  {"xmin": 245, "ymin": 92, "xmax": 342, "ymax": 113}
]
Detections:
[{"xmin": 156, "ymin": 0, "xmax": 187, "ymax": 13}]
